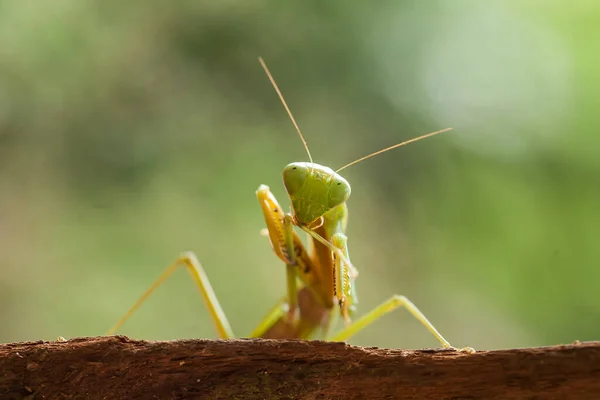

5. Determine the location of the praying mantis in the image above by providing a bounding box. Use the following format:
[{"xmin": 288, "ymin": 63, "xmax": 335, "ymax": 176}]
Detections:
[{"xmin": 107, "ymin": 57, "xmax": 474, "ymax": 353}]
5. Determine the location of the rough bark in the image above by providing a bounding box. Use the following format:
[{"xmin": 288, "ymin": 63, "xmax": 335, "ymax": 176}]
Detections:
[{"xmin": 0, "ymin": 336, "xmax": 598, "ymax": 399}]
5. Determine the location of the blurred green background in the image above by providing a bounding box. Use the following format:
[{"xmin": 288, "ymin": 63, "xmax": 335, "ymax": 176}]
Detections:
[{"xmin": 1, "ymin": 1, "xmax": 598, "ymax": 350}]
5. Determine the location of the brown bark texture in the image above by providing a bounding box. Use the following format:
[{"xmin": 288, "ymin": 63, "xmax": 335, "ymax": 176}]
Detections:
[{"xmin": 0, "ymin": 336, "xmax": 599, "ymax": 399}]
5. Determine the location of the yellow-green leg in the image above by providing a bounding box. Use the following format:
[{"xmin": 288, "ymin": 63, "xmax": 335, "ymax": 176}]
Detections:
[
  {"xmin": 283, "ymin": 215, "xmax": 299, "ymax": 319},
  {"xmin": 247, "ymin": 297, "xmax": 289, "ymax": 337},
  {"xmin": 329, "ymin": 294, "xmax": 475, "ymax": 353},
  {"xmin": 106, "ymin": 251, "xmax": 234, "ymax": 339}
]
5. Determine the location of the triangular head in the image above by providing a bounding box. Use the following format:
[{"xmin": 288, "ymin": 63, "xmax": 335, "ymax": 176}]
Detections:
[{"xmin": 283, "ymin": 162, "xmax": 351, "ymax": 226}]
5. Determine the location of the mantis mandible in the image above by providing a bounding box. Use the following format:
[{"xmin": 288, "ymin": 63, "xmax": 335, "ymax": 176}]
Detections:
[{"xmin": 107, "ymin": 57, "xmax": 475, "ymax": 353}]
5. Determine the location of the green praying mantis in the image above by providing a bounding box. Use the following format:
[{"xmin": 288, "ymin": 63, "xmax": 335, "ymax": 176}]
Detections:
[{"xmin": 107, "ymin": 57, "xmax": 475, "ymax": 353}]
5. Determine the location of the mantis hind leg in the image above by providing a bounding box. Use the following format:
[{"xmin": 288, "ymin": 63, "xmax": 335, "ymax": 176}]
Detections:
[
  {"xmin": 106, "ymin": 251, "xmax": 234, "ymax": 339},
  {"xmin": 247, "ymin": 297, "xmax": 288, "ymax": 338},
  {"xmin": 328, "ymin": 294, "xmax": 475, "ymax": 353}
]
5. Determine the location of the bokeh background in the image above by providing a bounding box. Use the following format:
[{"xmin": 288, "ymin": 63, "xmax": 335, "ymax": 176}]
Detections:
[{"xmin": 1, "ymin": 1, "xmax": 598, "ymax": 350}]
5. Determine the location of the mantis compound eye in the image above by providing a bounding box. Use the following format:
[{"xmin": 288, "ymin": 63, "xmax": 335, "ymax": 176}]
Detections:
[
  {"xmin": 282, "ymin": 162, "xmax": 309, "ymax": 196},
  {"xmin": 327, "ymin": 174, "xmax": 351, "ymax": 209}
]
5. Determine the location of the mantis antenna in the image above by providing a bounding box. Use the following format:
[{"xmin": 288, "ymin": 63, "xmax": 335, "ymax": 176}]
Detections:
[
  {"xmin": 336, "ymin": 127, "xmax": 453, "ymax": 173},
  {"xmin": 258, "ymin": 57, "xmax": 313, "ymax": 163}
]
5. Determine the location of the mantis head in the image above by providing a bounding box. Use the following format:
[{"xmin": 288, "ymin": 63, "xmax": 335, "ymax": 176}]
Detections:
[{"xmin": 283, "ymin": 162, "xmax": 351, "ymax": 226}]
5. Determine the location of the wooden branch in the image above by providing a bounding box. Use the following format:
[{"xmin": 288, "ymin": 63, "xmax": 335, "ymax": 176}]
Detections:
[{"xmin": 1, "ymin": 336, "xmax": 598, "ymax": 399}]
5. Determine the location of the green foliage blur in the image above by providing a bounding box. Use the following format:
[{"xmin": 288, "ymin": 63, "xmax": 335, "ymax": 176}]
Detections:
[{"xmin": 1, "ymin": 1, "xmax": 598, "ymax": 350}]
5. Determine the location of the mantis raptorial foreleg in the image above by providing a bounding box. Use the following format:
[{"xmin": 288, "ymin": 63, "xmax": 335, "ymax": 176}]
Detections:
[
  {"xmin": 330, "ymin": 232, "xmax": 357, "ymax": 323},
  {"xmin": 106, "ymin": 252, "xmax": 234, "ymax": 338},
  {"xmin": 328, "ymin": 294, "xmax": 476, "ymax": 353},
  {"xmin": 256, "ymin": 184, "xmax": 316, "ymax": 320}
]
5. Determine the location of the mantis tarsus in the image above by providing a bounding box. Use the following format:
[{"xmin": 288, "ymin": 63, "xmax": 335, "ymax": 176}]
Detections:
[{"xmin": 107, "ymin": 57, "xmax": 475, "ymax": 353}]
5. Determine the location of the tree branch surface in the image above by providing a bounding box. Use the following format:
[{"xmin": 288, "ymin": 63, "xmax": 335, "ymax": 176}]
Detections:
[{"xmin": 0, "ymin": 336, "xmax": 598, "ymax": 399}]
